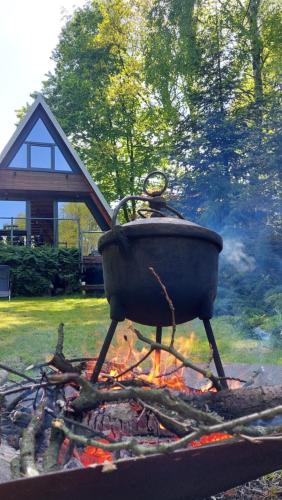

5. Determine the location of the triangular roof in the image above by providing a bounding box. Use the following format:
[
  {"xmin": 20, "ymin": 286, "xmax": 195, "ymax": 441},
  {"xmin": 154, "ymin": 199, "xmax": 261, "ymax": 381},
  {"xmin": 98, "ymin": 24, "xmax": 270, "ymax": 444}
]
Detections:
[{"xmin": 0, "ymin": 94, "xmax": 112, "ymax": 227}]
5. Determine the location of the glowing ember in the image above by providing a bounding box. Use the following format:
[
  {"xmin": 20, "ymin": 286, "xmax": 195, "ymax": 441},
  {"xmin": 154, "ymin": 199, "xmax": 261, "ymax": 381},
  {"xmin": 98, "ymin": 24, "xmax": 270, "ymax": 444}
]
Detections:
[
  {"xmin": 191, "ymin": 432, "xmax": 232, "ymax": 448},
  {"xmin": 76, "ymin": 441, "xmax": 113, "ymax": 466}
]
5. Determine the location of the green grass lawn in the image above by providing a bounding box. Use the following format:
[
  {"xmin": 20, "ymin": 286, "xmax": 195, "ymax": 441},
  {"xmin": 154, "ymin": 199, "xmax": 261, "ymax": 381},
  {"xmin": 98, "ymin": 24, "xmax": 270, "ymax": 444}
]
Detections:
[{"xmin": 0, "ymin": 295, "xmax": 281, "ymax": 368}]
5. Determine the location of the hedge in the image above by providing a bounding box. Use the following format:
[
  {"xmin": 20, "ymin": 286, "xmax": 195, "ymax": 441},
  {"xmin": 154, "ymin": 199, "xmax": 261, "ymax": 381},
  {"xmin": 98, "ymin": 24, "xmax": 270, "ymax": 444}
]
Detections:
[{"xmin": 0, "ymin": 245, "xmax": 80, "ymax": 296}]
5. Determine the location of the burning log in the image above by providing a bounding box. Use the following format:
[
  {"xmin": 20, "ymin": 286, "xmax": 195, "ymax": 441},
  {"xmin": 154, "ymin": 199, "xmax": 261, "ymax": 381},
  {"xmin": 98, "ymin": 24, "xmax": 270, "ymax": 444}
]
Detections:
[{"xmin": 183, "ymin": 384, "xmax": 282, "ymax": 419}]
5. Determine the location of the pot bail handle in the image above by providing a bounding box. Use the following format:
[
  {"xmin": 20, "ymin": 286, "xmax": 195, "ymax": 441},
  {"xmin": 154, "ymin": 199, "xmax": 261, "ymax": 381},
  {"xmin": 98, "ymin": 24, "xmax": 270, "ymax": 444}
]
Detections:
[{"xmin": 111, "ymin": 195, "xmax": 151, "ymax": 227}]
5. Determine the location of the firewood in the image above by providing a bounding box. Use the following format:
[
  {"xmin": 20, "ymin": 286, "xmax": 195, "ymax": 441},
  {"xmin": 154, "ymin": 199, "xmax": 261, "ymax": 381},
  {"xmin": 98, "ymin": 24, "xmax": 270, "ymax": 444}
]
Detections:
[
  {"xmin": 182, "ymin": 384, "xmax": 282, "ymax": 418},
  {"xmin": 20, "ymin": 403, "xmax": 45, "ymax": 477}
]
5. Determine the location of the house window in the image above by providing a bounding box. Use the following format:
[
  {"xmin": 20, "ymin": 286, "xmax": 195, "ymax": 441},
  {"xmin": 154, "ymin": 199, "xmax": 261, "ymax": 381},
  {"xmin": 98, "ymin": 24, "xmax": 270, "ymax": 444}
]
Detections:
[
  {"xmin": 0, "ymin": 200, "xmax": 26, "ymax": 229},
  {"xmin": 26, "ymin": 118, "xmax": 54, "ymax": 143},
  {"xmin": 9, "ymin": 144, "xmax": 27, "ymax": 169},
  {"xmin": 57, "ymin": 202, "xmax": 100, "ymax": 252},
  {"xmin": 0, "ymin": 201, "xmax": 27, "ymax": 245},
  {"xmin": 8, "ymin": 118, "xmax": 72, "ymax": 172},
  {"xmin": 30, "ymin": 145, "xmax": 52, "ymax": 169},
  {"xmin": 54, "ymin": 147, "xmax": 72, "ymax": 172}
]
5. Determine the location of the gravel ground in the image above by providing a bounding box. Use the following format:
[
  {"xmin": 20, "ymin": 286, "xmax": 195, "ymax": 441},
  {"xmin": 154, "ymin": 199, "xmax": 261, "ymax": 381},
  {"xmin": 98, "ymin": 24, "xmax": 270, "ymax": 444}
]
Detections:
[{"xmin": 206, "ymin": 472, "xmax": 282, "ymax": 499}]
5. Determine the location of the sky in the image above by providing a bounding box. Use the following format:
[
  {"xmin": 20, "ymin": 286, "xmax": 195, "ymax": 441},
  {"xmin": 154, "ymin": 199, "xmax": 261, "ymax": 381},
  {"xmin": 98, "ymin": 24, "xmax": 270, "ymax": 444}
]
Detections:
[{"xmin": 0, "ymin": 0, "xmax": 86, "ymax": 152}]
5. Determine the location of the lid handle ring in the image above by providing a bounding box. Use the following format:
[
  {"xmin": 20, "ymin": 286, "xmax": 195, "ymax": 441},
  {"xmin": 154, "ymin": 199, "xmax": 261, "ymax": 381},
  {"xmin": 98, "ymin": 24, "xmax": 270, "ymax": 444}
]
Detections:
[{"xmin": 143, "ymin": 171, "xmax": 168, "ymax": 197}]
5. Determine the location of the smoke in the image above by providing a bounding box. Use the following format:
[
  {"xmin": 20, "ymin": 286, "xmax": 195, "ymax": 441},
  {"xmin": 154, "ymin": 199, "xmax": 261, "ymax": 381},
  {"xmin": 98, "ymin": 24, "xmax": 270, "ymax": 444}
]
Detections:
[{"xmin": 222, "ymin": 238, "xmax": 256, "ymax": 273}]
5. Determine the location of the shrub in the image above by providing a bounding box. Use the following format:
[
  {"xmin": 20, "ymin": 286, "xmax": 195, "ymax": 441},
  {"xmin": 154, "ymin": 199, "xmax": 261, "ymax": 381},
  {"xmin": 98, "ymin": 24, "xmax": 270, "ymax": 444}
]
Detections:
[{"xmin": 0, "ymin": 245, "xmax": 80, "ymax": 296}]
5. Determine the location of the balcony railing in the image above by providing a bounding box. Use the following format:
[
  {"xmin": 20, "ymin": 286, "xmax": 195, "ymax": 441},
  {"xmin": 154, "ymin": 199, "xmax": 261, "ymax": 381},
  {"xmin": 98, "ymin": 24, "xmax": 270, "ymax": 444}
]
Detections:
[{"xmin": 0, "ymin": 217, "xmax": 103, "ymax": 256}]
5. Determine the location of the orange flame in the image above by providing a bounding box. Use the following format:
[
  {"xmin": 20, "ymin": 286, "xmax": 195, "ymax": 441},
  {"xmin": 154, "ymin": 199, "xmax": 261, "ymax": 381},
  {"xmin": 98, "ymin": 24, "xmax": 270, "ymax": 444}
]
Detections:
[
  {"xmin": 191, "ymin": 432, "xmax": 232, "ymax": 448},
  {"xmin": 85, "ymin": 325, "xmax": 204, "ymax": 393}
]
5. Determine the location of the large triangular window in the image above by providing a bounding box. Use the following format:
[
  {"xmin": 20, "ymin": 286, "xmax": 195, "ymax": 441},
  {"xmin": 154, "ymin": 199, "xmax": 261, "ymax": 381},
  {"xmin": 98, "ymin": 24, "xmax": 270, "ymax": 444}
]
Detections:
[
  {"xmin": 8, "ymin": 118, "xmax": 72, "ymax": 172},
  {"xmin": 26, "ymin": 118, "xmax": 54, "ymax": 143}
]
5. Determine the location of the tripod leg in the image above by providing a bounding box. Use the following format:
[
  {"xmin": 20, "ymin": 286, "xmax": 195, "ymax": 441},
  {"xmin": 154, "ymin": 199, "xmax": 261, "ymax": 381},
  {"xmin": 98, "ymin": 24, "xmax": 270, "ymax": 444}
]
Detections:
[
  {"xmin": 203, "ymin": 319, "xmax": 228, "ymax": 390},
  {"xmin": 153, "ymin": 326, "xmax": 162, "ymax": 377},
  {"xmin": 91, "ymin": 320, "xmax": 118, "ymax": 384},
  {"xmin": 156, "ymin": 325, "xmax": 162, "ymax": 344}
]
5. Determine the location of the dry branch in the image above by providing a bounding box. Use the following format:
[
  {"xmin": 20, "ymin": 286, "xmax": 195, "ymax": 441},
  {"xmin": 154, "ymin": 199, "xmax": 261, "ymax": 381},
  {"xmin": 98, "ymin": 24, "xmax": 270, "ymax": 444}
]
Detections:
[
  {"xmin": 48, "ymin": 372, "xmax": 220, "ymax": 425},
  {"xmin": 48, "ymin": 324, "xmax": 80, "ymax": 373},
  {"xmin": 20, "ymin": 402, "xmax": 45, "ymax": 477},
  {"xmin": 116, "ymin": 348, "xmax": 153, "ymax": 379},
  {"xmin": 53, "ymin": 405, "xmax": 282, "ymax": 457},
  {"xmin": 43, "ymin": 425, "xmax": 65, "ymax": 472},
  {"xmin": 0, "ymin": 362, "xmax": 37, "ymax": 383},
  {"xmin": 1, "ymin": 382, "xmax": 49, "ymax": 398},
  {"xmin": 149, "ymin": 267, "xmax": 176, "ymax": 347},
  {"xmin": 137, "ymin": 398, "xmax": 190, "ymax": 436},
  {"xmin": 55, "ymin": 322, "xmax": 65, "ymax": 356},
  {"xmin": 131, "ymin": 326, "xmax": 222, "ymax": 390}
]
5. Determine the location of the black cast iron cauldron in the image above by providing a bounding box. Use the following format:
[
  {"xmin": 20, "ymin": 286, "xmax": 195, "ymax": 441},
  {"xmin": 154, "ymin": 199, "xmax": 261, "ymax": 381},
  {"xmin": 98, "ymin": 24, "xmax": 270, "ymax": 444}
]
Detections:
[{"xmin": 98, "ymin": 172, "xmax": 223, "ymax": 327}]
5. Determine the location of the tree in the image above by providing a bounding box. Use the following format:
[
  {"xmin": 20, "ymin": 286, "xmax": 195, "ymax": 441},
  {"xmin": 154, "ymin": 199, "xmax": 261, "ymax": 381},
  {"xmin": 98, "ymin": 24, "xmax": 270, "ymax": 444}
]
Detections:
[
  {"xmin": 145, "ymin": 0, "xmax": 281, "ymax": 316},
  {"xmin": 41, "ymin": 0, "xmax": 171, "ymax": 218}
]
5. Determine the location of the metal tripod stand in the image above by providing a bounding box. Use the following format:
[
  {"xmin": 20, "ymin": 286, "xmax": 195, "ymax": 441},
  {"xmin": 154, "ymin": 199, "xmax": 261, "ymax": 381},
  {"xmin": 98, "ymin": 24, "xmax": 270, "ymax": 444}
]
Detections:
[{"xmin": 91, "ymin": 319, "xmax": 228, "ymax": 389}]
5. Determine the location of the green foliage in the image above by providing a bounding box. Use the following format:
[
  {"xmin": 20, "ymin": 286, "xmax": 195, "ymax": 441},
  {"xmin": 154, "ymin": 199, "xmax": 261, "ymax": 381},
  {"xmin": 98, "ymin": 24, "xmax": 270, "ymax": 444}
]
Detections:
[
  {"xmin": 264, "ymin": 292, "xmax": 282, "ymax": 313},
  {"xmin": 0, "ymin": 245, "xmax": 80, "ymax": 296},
  {"xmin": 146, "ymin": 0, "xmax": 281, "ymax": 319},
  {"xmin": 40, "ymin": 0, "xmax": 171, "ymax": 218}
]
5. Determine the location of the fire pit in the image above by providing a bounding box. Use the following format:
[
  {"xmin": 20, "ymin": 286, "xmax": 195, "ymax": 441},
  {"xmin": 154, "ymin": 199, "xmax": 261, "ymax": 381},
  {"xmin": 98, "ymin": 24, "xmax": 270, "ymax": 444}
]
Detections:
[
  {"xmin": 1, "ymin": 438, "xmax": 282, "ymax": 500},
  {"xmin": 1, "ymin": 321, "xmax": 282, "ymax": 499},
  {"xmin": 92, "ymin": 172, "xmax": 227, "ymax": 387}
]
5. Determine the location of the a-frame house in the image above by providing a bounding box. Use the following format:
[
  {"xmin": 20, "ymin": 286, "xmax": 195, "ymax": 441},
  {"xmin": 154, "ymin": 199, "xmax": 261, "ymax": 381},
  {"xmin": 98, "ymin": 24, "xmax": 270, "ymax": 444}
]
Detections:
[{"xmin": 0, "ymin": 95, "xmax": 111, "ymax": 250}]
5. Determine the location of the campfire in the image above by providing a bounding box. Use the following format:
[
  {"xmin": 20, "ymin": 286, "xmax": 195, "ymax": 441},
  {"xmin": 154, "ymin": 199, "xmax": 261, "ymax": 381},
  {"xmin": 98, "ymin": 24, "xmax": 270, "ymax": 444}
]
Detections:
[
  {"xmin": 1, "ymin": 320, "xmax": 282, "ymax": 500},
  {"xmin": 1, "ymin": 172, "xmax": 282, "ymax": 499}
]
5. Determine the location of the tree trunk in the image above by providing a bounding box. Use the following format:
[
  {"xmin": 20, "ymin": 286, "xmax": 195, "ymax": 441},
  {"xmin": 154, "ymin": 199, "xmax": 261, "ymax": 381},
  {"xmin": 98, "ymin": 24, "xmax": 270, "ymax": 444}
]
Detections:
[{"xmin": 247, "ymin": 0, "xmax": 263, "ymax": 124}]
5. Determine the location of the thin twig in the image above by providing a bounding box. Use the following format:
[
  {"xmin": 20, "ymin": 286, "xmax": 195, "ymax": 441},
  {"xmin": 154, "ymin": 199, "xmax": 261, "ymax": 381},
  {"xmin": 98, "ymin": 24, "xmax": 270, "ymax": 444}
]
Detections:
[
  {"xmin": 240, "ymin": 434, "xmax": 282, "ymax": 443},
  {"xmin": 62, "ymin": 416, "xmax": 117, "ymax": 443},
  {"xmin": 0, "ymin": 362, "xmax": 37, "ymax": 383},
  {"xmin": 55, "ymin": 323, "xmax": 65, "ymax": 357},
  {"xmin": 26, "ymin": 356, "xmax": 98, "ymax": 371},
  {"xmin": 137, "ymin": 398, "xmax": 190, "ymax": 436},
  {"xmin": 0, "ymin": 382, "xmax": 49, "ymax": 397},
  {"xmin": 205, "ymin": 344, "xmax": 214, "ymax": 370},
  {"xmin": 155, "ymin": 363, "xmax": 184, "ymax": 379},
  {"xmin": 116, "ymin": 349, "xmax": 154, "ymax": 379},
  {"xmin": 149, "ymin": 267, "xmax": 176, "ymax": 347},
  {"xmin": 219, "ymin": 376, "xmax": 247, "ymax": 384},
  {"xmin": 131, "ymin": 326, "xmax": 222, "ymax": 391}
]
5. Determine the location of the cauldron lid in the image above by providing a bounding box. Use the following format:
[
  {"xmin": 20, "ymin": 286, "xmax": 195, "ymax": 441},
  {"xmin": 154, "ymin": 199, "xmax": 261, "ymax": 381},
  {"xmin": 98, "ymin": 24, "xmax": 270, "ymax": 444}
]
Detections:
[{"xmin": 99, "ymin": 217, "xmax": 223, "ymax": 252}]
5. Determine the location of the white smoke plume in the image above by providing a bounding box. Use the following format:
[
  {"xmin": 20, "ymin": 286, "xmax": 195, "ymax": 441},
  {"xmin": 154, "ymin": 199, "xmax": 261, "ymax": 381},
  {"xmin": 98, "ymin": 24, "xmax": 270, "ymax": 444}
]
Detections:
[{"xmin": 222, "ymin": 239, "xmax": 256, "ymax": 273}]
